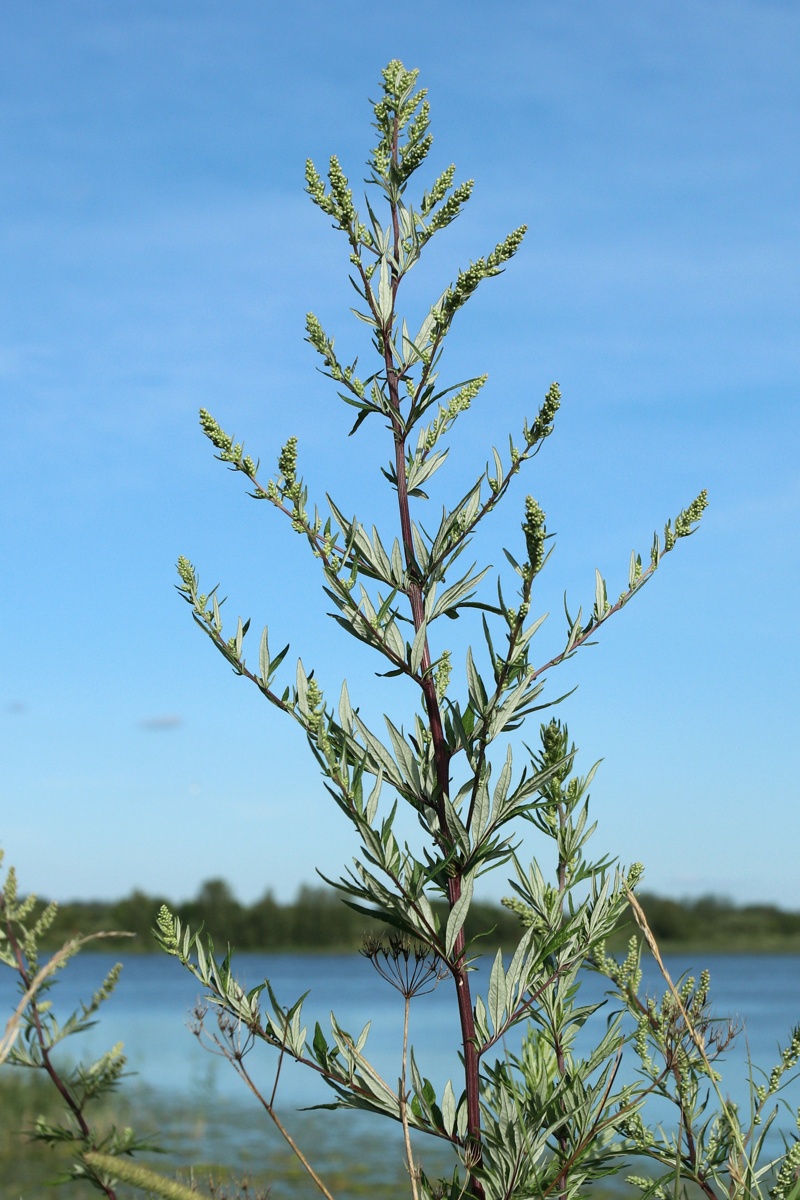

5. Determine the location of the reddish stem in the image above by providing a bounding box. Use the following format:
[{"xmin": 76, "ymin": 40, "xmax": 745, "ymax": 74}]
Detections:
[{"xmin": 381, "ymin": 108, "xmax": 485, "ymax": 1199}]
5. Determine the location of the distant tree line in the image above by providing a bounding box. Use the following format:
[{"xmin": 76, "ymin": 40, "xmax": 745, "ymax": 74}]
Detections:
[
  {"xmin": 635, "ymin": 893, "xmax": 800, "ymax": 950},
  {"xmin": 38, "ymin": 881, "xmax": 800, "ymax": 954}
]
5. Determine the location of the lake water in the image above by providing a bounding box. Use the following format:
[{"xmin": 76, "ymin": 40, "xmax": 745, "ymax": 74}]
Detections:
[
  {"xmin": 4, "ymin": 950, "xmax": 798, "ymax": 1106},
  {"xmin": 3, "ymin": 950, "xmax": 799, "ymax": 1186}
]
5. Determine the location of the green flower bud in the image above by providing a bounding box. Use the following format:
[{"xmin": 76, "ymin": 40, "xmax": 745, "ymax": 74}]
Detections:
[
  {"xmin": 522, "ymin": 495, "xmax": 546, "ymax": 573},
  {"xmin": 434, "ymin": 649, "xmax": 452, "ymax": 701},
  {"xmin": 199, "ymin": 409, "xmax": 233, "ymax": 452},
  {"xmin": 674, "ymin": 488, "xmax": 709, "ymax": 537},
  {"xmin": 278, "ymin": 436, "xmax": 298, "ymax": 487},
  {"xmin": 327, "ymin": 155, "xmax": 356, "ymax": 225},
  {"xmin": 627, "ymin": 862, "xmax": 645, "ymax": 888},
  {"xmin": 526, "ymin": 382, "xmax": 561, "ymax": 444},
  {"xmin": 176, "ymin": 556, "xmax": 195, "ymax": 589}
]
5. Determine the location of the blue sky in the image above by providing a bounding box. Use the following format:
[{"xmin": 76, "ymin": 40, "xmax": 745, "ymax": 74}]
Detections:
[{"xmin": 2, "ymin": 1, "xmax": 798, "ymax": 909}]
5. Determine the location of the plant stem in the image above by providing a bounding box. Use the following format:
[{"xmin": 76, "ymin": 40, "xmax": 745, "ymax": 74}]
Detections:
[
  {"xmin": 382, "ymin": 114, "xmax": 485, "ymax": 1200},
  {"xmin": 390, "ymin": 362, "xmax": 484, "ymax": 1195},
  {"xmin": 553, "ymin": 801, "xmax": 570, "ymax": 1200},
  {"xmin": 400, "ymin": 993, "xmax": 421, "ymax": 1200},
  {"xmin": 232, "ymin": 1056, "xmax": 337, "ymax": 1200}
]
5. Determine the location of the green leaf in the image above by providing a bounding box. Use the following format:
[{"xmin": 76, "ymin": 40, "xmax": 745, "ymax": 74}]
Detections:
[
  {"xmin": 355, "ymin": 1020, "xmax": 371, "ymax": 1054},
  {"xmin": 473, "ymin": 993, "xmax": 488, "ymax": 1041},
  {"xmin": 441, "ymin": 795, "xmax": 470, "ymax": 856},
  {"xmin": 445, "ymin": 872, "xmax": 474, "ymax": 957},
  {"xmin": 415, "ymin": 290, "xmax": 447, "ymax": 351},
  {"xmin": 487, "ymin": 678, "xmax": 543, "ymax": 739},
  {"xmin": 312, "ymin": 1020, "xmax": 329, "ymax": 1064},
  {"xmin": 409, "ymin": 1048, "xmax": 442, "ymax": 1130},
  {"xmin": 350, "ymin": 306, "xmax": 378, "ymax": 328},
  {"xmin": 234, "ymin": 616, "xmax": 245, "ymax": 657},
  {"xmin": 195, "ymin": 936, "xmax": 207, "ymax": 982},
  {"xmin": 370, "ymin": 525, "xmax": 393, "ymax": 579},
  {"xmin": 407, "ymin": 448, "xmax": 449, "ymax": 494},
  {"xmin": 411, "ymin": 522, "xmax": 431, "ymax": 574},
  {"xmin": 503, "ymin": 547, "xmax": 524, "ymax": 576},
  {"xmin": 491, "ymin": 744, "xmax": 515, "ymax": 820},
  {"xmin": 629, "ymin": 549, "xmax": 641, "ymax": 590},
  {"xmin": 353, "ymin": 714, "xmax": 403, "ymax": 788},
  {"xmin": 465, "ymin": 647, "xmax": 488, "ymax": 713},
  {"xmin": 259, "ymin": 627, "xmax": 270, "ymax": 683},
  {"xmin": 565, "ymin": 604, "xmax": 584, "ymax": 652},
  {"xmin": 376, "ymin": 256, "xmax": 392, "ymax": 321},
  {"xmin": 441, "ymin": 1078, "xmax": 456, "ymax": 1136},
  {"xmin": 490, "ymin": 445, "xmax": 503, "ymax": 489},
  {"xmin": 487, "ymin": 947, "xmax": 507, "ymax": 1034},
  {"xmin": 295, "ymin": 658, "xmax": 309, "ymax": 716},
  {"xmin": 409, "ymin": 620, "xmax": 428, "ymax": 675},
  {"xmin": 505, "ymin": 923, "xmax": 536, "ymax": 1006},
  {"xmin": 594, "ymin": 568, "xmax": 608, "ymax": 619},
  {"xmin": 384, "ymin": 718, "xmax": 422, "ymax": 792},
  {"xmin": 383, "ymin": 617, "xmax": 405, "ymax": 660},
  {"xmin": 365, "ymin": 769, "xmax": 382, "ymax": 824},
  {"xmin": 470, "ymin": 771, "xmax": 491, "ymax": 840},
  {"xmin": 390, "ymin": 538, "xmax": 404, "ymax": 582},
  {"xmin": 429, "ymin": 566, "xmax": 489, "ymax": 622},
  {"xmin": 338, "ymin": 679, "xmax": 354, "ymax": 732},
  {"xmin": 455, "ymin": 1094, "xmax": 469, "ymax": 1139}
]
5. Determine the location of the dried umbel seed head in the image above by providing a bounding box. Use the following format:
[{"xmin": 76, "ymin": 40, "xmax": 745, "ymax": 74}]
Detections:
[{"xmin": 360, "ymin": 932, "xmax": 447, "ymax": 998}]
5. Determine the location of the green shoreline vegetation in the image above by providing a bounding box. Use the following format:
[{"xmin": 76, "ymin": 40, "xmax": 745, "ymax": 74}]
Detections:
[
  {"xmin": 38, "ymin": 882, "xmax": 800, "ymax": 956},
  {"xmin": 0, "ymin": 1070, "xmax": 692, "ymax": 1200},
  {"xmin": 0, "ymin": 1070, "xmax": 461, "ymax": 1200}
]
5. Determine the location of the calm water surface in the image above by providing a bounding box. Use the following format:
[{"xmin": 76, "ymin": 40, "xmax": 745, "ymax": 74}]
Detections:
[{"xmin": 3, "ymin": 950, "xmax": 798, "ymax": 1118}]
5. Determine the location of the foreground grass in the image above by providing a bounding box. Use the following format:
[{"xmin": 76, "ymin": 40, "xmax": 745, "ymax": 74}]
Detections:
[
  {"xmin": 1, "ymin": 1074, "xmax": 660, "ymax": 1200},
  {"xmin": 0, "ymin": 1071, "xmax": 460, "ymax": 1200},
  {"xmin": 3, "ymin": 1072, "xmax": 783, "ymax": 1200}
]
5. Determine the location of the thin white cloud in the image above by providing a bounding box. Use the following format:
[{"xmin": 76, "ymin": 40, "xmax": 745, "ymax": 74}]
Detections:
[{"xmin": 138, "ymin": 715, "xmax": 182, "ymax": 732}]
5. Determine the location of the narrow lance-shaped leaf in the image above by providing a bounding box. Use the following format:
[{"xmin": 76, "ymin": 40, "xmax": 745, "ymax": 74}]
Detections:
[
  {"xmin": 465, "ymin": 646, "xmax": 488, "ymax": 713},
  {"xmin": 409, "ymin": 619, "xmax": 429, "ymax": 676},
  {"xmin": 441, "ymin": 1077, "xmax": 457, "ymax": 1136},
  {"xmin": 594, "ymin": 568, "xmax": 608, "ymax": 620},
  {"xmin": 296, "ymin": 658, "xmax": 309, "ymax": 717},
  {"xmin": 259, "ymin": 626, "xmax": 270, "ymax": 683},
  {"xmin": 338, "ymin": 678, "xmax": 354, "ymax": 732},
  {"xmin": 445, "ymin": 871, "xmax": 474, "ymax": 958},
  {"xmin": 376, "ymin": 255, "xmax": 392, "ymax": 322},
  {"xmin": 487, "ymin": 947, "xmax": 508, "ymax": 1035},
  {"xmin": 429, "ymin": 566, "xmax": 490, "ymax": 621},
  {"xmin": 365, "ymin": 768, "xmax": 383, "ymax": 825}
]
